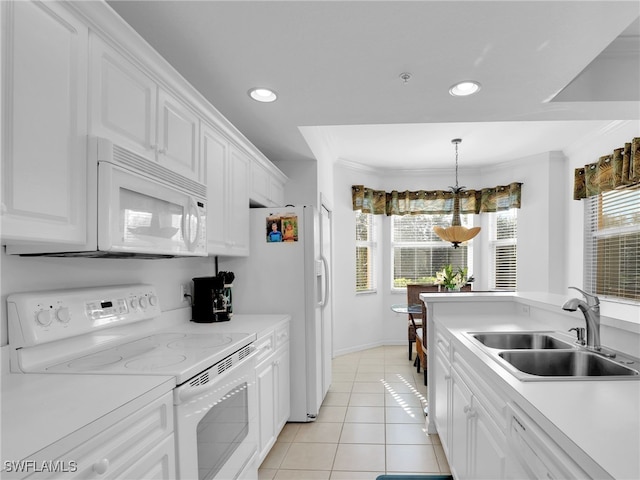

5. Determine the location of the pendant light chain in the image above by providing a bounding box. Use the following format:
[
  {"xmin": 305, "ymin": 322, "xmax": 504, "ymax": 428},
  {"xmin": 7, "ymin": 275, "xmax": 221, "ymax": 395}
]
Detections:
[{"xmin": 453, "ymin": 138, "xmax": 461, "ymax": 191}]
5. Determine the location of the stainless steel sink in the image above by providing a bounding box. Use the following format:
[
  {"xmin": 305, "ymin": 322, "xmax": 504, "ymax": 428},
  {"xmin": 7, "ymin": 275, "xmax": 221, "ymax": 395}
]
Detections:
[
  {"xmin": 472, "ymin": 332, "xmax": 573, "ymax": 350},
  {"xmin": 498, "ymin": 350, "xmax": 640, "ymax": 378}
]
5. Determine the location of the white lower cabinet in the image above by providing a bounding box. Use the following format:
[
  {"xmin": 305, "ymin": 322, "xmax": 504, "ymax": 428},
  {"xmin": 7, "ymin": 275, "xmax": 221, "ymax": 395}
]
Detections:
[
  {"xmin": 21, "ymin": 391, "xmax": 175, "ymax": 479},
  {"xmin": 255, "ymin": 322, "xmax": 291, "ymax": 463},
  {"xmin": 433, "ymin": 318, "xmax": 594, "ymax": 480},
  {"xmin": 434, "ymin": 324, "xmax": 508, "ymax": 480}
]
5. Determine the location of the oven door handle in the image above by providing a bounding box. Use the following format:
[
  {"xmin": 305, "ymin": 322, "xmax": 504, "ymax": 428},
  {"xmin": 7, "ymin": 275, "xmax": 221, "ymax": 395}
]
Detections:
[{"xmin": 174, "ymin": 346, "xmax": 257, "ymax": 405}]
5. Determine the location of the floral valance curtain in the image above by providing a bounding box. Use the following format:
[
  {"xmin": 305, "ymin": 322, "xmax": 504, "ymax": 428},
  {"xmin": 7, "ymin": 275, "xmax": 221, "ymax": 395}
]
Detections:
[
  {"xmin": 352, "ymin": 182, "xmax": 522, "ymax": 216},
  {"xmin": 573, "ymin": 137, "xmax": 640, "ymax": 200}
]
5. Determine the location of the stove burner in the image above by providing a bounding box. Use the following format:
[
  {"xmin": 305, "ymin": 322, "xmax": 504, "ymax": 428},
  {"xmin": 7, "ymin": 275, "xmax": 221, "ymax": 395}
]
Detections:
[
  {"xmin": 167, "ymin": 334, "xmax": 233, "ymax": 349},
  {"xmin": 125, "ymin": 354, "xmax": 187, "ymax": 370},
  {"xmin": 65, "ymin": 354, "xmax": 124, "ymax": 370}
]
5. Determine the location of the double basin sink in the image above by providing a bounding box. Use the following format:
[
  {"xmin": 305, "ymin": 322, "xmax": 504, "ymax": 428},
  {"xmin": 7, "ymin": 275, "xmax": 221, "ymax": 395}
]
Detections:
[{"xmin": 467, "ymin": 332, "xmax": 640, "ymax": 381}]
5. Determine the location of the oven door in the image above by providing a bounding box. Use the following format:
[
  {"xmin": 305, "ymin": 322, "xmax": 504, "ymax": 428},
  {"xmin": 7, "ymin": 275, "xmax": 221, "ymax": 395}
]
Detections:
[{"xmin": 174, "ymin": 348, "xmax": 258, "ymax": 480}]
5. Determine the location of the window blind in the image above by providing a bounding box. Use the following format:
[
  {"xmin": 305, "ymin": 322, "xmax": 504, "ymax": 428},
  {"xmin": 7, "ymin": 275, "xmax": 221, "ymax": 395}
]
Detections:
[
  {"xmin": 584, "ymin": 185, "xmax": 640, "ymax": 302},
  {"xmin": 391, "ymin": 214, "xmax": 469, "ymax": 288},
  {"xmin": 355, "ymin": 211, "xmax": 375, "ymax": 292},
  {"xmin": 489, "ymin": 209, "xmax": 517, "ymax": 290}
]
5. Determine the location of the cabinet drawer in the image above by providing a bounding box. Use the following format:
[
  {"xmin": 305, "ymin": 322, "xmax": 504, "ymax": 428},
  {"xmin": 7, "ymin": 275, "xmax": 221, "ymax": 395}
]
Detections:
[
  {"xmin": 275, "ymin": 323, "xmax": 290, "ymax": 349},
  {"xmin": 255, "ymin": 332, "xmax": 276, "ymax": 364},
  {"xmin": 24, "ymin": 392, "xmax": 173, "ymax": 479}
]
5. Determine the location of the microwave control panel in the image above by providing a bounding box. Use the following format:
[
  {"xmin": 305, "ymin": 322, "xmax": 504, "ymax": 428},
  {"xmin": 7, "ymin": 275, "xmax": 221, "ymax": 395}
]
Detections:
[{"xmin": 7, "ymin": 285, "xmax": 160, "ymax": 348}]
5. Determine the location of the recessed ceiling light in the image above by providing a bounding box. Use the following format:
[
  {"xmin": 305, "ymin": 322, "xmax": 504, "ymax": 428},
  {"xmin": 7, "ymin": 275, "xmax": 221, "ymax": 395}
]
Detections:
[
  {"xmin": 249, "ymin": 87, "xmax": 277, "ymax": 103},
  {"xmin": 449, "ymin": 81, "xmax": 481, "ymax": 97}
]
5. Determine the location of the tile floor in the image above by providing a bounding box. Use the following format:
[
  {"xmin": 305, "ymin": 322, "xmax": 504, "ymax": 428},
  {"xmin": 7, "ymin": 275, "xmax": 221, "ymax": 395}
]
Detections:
[{"xmin": 258, "ymin": 345, "xmax": 451, "ymax": 480}]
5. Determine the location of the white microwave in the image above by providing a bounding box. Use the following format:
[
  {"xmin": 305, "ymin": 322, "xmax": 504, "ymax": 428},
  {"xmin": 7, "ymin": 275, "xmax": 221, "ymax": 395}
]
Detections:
[{"xmin": 7, "ymin": 138, "xmax": 207, "ymax": 258}]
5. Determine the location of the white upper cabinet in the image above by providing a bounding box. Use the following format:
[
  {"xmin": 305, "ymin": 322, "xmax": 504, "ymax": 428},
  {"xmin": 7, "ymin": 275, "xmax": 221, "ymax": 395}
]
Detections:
[
  {"xmin": 157, "ymin": 89, "xmax": 200, "ymax": 182},
  {"xmin": 89, "ymin": 35, "xmax": 157, "ymax": 161},
  {"xmin": 90, "ymin": 34, "xmax": 201, "ymax": 184},
  {"xmin": 227, "ymin": 146, "xmax": 250, "ymax": 255},
  {"xmin": 202, "ymin": 124, "xmax": 249, "ymax": 256},
  {"xmin": 1, "ymin": 0, "xmax": 88, "ymax": 244},
  {"xmin": 250, "ymin": 158, "xmax": 286, "ymax": 207}
]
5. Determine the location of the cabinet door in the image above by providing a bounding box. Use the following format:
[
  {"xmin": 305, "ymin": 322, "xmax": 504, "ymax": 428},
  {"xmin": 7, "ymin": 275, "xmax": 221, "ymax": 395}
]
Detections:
[
  {"xmin": 450, "ymin": 369, "xmax": 472, "ymax": 479},
  {"xmin": 89, "ymin": 34, "xmax": 157, "ymax": 161},
  {"xmin": 2, "ymin": 0, "xmax": 88, "ymax": 244},
  {"xmin": 471, "ymin": 399, "xmax": 507, "ymax": 479},
  {"xmin": 157, "ymin": 88, "xmax": 200, "ymax": 182},
  {"xmin": 274, "ymin": 344, "xmax": 291, "ymax": 431},
  {"xmin": 256, "ymin": 358, "xmax": 276, "ymax": 461},
  {"xmin": 202, "ymin": 124, "xmax": 228, "ymax": 254},
  {"xmin": 118, "ymin": 434, "xmax": 176, "ymax": 480},
  {"xmin": 434, "ymin": 347, "xmax": 451, "ymax": 456},
  {"xmin": 227, "ymin": 146, "xmax": 250, "ymax": 255},
  {"xmin": 250, "ymin": 160, "xmax": 271, "ymax": 207}
]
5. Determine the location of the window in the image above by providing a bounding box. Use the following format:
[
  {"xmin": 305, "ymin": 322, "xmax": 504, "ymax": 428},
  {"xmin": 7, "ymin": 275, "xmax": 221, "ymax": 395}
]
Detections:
[
  {"xmin": 584, "ymin": 186, "xmax": 640, "ymax": 302},
  {"xmin": 489, "ymin": 209, "xmax": 518, "ymax": 290},
  {"xmin": 391, "ymin": 214, "xmax": 470, "ymax": 289},
  {"xmin": 355, "ymin": 211, "xmax": 376, "ymax": 292}
]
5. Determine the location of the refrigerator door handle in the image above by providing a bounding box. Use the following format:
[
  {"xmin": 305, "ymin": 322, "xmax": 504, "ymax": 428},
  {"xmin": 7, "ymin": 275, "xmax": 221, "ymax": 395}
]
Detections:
[{"xmin": 319, "ymin": 255, "xmax": 329, "ymax": 307}]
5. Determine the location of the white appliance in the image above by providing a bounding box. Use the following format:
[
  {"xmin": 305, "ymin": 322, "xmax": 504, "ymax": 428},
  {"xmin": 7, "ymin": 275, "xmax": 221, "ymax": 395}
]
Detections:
[
  {"xmin": 7, "ymin": 285, "xmax": 258, "ymax": 480},
  {"xmin": 222, "ymin": 205, "xmax": 332, "ymax": 422},
  {"xmin": 6, "ymin": 137, "xmax": 207, "ymax": 258}
]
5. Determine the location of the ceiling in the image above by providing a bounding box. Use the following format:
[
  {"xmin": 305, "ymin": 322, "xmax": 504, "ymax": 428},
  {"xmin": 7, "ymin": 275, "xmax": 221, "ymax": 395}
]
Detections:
[{"xmin": 108, "ymin": 1, "xmax": 640, "ymax": 170}]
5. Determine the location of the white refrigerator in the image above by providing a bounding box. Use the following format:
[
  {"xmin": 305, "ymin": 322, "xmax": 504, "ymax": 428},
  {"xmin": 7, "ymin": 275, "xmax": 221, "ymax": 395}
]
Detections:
[{"xmin": 222, "ymin": 205, "xmax": 332, "ymax": 422}]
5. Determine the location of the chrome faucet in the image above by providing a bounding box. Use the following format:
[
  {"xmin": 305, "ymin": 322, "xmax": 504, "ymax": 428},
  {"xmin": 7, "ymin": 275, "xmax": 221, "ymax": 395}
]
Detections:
[{"xmin": 562, "ymin": 287, "xmax": 601, "ymax": 350}]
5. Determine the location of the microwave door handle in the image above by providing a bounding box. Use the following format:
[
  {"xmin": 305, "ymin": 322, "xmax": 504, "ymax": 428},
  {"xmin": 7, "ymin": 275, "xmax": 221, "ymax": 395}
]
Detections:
[
  {"xmin": 191, "ymin": 198, "xmax": 202, "ymax": 251},
  {"xmin": 181, "ymin": 204, "xmax": 192, "ymax": 252},
  {"xmin": 183, "ymin": 197, "xmax": 200, "ymax": 252}
]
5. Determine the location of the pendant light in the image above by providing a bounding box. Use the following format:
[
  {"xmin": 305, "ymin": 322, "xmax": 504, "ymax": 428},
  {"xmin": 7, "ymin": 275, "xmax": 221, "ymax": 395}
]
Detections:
[{"xmin": 433, "ymin": 138, "xmax": 481, "ymax": 248}]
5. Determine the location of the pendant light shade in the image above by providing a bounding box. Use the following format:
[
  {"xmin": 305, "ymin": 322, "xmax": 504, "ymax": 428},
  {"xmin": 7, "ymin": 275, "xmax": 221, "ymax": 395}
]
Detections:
[{"xmin": 434, "ymin": 139, "xmax": 481, "ymax": 248}]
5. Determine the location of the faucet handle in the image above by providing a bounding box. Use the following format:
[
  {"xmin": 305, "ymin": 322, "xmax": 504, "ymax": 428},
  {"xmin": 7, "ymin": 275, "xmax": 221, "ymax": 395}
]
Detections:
[{"xmin": 568, "ymin": 286, "xmax": 600, "ymax": 307}]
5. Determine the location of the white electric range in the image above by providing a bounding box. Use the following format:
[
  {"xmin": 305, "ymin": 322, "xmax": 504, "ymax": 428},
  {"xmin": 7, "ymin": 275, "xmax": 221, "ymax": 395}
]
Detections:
[{"xmin": 7, "ymin": 284, "xmax": 260, "ymax": 480}]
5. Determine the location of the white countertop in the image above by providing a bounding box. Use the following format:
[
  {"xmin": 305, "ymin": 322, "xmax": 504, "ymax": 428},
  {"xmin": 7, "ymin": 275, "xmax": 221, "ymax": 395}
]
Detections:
[
  {"xmin": 1, "ymin": 373, "xmax": 175, "ymax": 463},
  {"xmin": 0, "ymin": 313, "xmax": 289, "ymax": 465},
  {"xmin": 420, "ymin": 293, "xmax": 640, "ymax": 480}
]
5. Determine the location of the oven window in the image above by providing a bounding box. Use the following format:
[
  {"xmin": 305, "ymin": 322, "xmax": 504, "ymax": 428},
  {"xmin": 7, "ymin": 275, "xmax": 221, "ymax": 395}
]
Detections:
[{"xmin": 197, "ymin": 381, "xmax": 249, "ymax": 480}]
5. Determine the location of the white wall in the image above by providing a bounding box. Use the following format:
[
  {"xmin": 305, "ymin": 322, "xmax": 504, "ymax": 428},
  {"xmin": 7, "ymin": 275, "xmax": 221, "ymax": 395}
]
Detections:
[
  {"xmin": 273, "ymin": 159, "xmax": 317, "ymax": 207},
  {"xmin": 0, "ymin": 252, "xmax": 216, "ymax": 346}
]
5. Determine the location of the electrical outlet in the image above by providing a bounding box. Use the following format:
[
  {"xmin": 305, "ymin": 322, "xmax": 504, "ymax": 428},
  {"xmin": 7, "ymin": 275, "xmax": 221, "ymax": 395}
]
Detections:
[
  {"xmin": 180, "ymin": 283, "xmax": 192, "ymax": 304},
  {"xmin": 520, "ymin": 304, "xmax": 530, "ymax": 316}
]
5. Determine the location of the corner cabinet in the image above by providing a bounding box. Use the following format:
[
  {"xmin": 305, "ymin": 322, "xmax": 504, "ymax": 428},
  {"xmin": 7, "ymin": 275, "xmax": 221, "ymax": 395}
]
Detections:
[
  {"xmin": 202, "ymin": 124, "xmax": 250, "ymax": 256},
  {"xmin": 1, "ymin": 0, "xmax": 88, "ymax": 244},
  {"xmin": 255, "ymin": 321, "xmax": 290, "ymax": 464}
]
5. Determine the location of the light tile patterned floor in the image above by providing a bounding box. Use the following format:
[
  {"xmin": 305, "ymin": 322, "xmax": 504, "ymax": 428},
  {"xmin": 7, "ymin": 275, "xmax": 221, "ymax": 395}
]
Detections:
[{"xmin": 258, "ymin": 345, "xmax": 451, "ymax": 480}]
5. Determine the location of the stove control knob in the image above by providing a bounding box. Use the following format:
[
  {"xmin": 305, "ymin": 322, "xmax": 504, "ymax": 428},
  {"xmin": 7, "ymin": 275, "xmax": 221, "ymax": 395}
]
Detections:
[
  {"xmin": 36, "ymin": 309, "xmax": 52, "ymax": 326},
  {"xmin": 149, "ymin": 294, "xmax": 158, "ymax": 307},
  {"xmin": 56, "ymin": 307, "xmax": 70, "ymax": 323},
  {"xmin": 130, "ymin": 298, "xmax": 139, "ymax": 310},
  {"xmin": 139, "ymin": 296, "xmax": 149, "ymax": 309}
]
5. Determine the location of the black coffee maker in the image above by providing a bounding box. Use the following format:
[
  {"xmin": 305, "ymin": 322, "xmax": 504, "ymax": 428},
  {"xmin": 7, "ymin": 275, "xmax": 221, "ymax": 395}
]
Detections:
[{"xmin": 192, "ymin": 272, "xmax": 234, "ymax": 323}]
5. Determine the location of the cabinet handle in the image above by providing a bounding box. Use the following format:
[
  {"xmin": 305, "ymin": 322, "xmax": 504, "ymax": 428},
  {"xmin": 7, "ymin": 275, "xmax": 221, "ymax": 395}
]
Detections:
[
  {"xmin": 463, "ymin": 405, "xmax": 477, "ymax": 418},
  {"xmin": 93, "ymin": 458, "xmax": 110, "ymax": 475},
  {"xmin": 158, "ymin": 147, "xmax": 167, "ymax": 155},
  {"xmin": 444, "ymin": 373, "xmax": 451, "ymax": 380}
]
